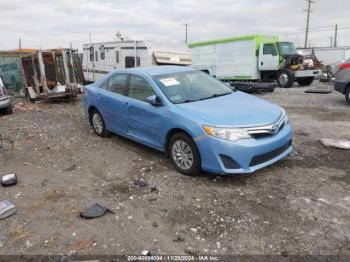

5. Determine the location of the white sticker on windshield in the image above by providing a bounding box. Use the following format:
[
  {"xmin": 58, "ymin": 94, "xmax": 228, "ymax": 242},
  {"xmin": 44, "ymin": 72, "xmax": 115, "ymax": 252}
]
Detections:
[{"xmin": 159, "ymin": 77, "xmax": 180, "ymax": 86}]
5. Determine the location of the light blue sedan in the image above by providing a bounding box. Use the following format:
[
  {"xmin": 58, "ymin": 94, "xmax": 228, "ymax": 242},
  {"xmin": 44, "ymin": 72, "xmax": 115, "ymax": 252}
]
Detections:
[{"xmin": 83, "ymin": 66, "xmax": 292, "ymax": 175}]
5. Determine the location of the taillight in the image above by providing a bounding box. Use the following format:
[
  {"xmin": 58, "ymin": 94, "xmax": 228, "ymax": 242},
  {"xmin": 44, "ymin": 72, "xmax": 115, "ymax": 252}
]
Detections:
[{"xmin": 339, "ymin": 63, "xmax": 350, "ymax": 71}]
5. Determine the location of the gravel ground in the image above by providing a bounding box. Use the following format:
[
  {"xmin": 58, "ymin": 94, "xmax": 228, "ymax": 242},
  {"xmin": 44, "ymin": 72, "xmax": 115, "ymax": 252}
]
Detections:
[{"xmin": 0, "ymin": 81, "xmax": 349, "ymax": 256}]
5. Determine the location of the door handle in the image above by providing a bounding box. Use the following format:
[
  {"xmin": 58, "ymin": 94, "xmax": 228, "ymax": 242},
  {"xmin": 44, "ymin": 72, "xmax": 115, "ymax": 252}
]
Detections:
[
  {"xmin": 261, "ymin": 62, "xmax": 264, "ymax": 66},
  {"xmin": 97, "ymin": 93, "xmax": 102, "ymax": 99}
]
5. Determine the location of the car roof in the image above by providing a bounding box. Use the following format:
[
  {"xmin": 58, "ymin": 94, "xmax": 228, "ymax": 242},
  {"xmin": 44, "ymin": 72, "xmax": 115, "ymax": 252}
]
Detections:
[{"xmin": 114, "ymin": 66, "xmax": 195, "ymax": 77}]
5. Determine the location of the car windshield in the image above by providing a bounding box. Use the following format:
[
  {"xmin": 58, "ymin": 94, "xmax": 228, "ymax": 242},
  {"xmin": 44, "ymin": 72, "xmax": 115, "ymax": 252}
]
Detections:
[
  {"xmin": 154, "ymin": 71, "xmax": 233, "ymax": 104},
  {"xmin": 276, "ymin": 42, "xmax": 297, "ymax": 56}
]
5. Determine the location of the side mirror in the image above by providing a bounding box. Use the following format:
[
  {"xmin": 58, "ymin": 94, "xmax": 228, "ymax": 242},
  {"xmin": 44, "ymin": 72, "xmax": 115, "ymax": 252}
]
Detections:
[{"xmin": 146, "ymin": 95, "xmax": 163, "ymax": 106}]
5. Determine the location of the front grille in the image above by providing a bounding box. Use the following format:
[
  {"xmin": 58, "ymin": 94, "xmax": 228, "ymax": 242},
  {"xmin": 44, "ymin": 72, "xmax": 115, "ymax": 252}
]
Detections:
[
  {"xmin": 249, "ymin": 140, "xmax": 292, "ymax": 167},
  {"xmin": 251, "ymin": 122, "xmax": 285, "ymax": 139},
  {"xmin": 246, "ymin": 117, "xmax": 285, "ymax": 139},
  {"xmin": 219, "ymin": 154, "xmax": 241, "ymax": 169}
]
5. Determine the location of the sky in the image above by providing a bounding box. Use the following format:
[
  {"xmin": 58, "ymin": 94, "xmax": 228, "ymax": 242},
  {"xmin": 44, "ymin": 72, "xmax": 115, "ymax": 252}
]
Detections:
[{"xmin": 0, "ymin": 0, "xmax": 348, "ymax": 51}]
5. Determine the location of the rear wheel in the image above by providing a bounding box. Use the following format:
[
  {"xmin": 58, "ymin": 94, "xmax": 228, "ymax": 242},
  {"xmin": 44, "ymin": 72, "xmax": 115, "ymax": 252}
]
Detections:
[
  {"xmin": 90, "ymin": 109, "xmax": 109, "ymax": 137},
  {"xmin": 297, "ymin": 77, "xmax": 314, "ymax": 86},
  {"xmin": 277, "ymin": 69, "xmax": 295, "ymax": 88},
  {"xmin": 168, "ymin": 133, "xmax": 201, "ymax": 175},
  {"xmin": 346, "ymin": 86, "xmax": 350, "ymax": 105}
]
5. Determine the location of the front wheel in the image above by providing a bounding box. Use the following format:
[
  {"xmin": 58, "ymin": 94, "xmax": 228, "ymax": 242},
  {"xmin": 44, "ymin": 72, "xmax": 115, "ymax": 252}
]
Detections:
[
  {"xmin": 346, "ymin": 87, "xmax": 350, "ymax": 105},
  {"xmin": 168, "ymin": 133, "xmax": 201, "ymax": 175},
  {"xmin": 297, "ymin": 77, "xmax": 314, "ymax": 86},
  {"xmin": 277, "ymin": 69, "xmax": 295, "ymax": 88}
]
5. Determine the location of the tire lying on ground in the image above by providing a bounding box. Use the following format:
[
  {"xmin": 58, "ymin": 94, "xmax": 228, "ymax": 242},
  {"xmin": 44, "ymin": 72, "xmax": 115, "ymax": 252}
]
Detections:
[
  {"xmin": 5, "ymin": 104, "xmax": 12, "ymax": 114},
  {"xmin": 297, "ymin": 77, "xmax": 314, "ymax": 86},
  {"xmin": 277, "ymin": 69, "xmax": 295, "ymax": 88}
]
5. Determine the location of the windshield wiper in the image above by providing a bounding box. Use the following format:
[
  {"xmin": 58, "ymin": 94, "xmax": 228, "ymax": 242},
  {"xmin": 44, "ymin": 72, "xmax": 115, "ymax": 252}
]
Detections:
[
  {"xmin": 178, "ymin": 92, "xmax": 232, "ymax": 104},
  {"xmin": 179, "ymin": 99, "xmax": 200, "ymax": 104},
  {"xmin": 199, "ymin": 92, "xmax": 232, "ymax": 101}
]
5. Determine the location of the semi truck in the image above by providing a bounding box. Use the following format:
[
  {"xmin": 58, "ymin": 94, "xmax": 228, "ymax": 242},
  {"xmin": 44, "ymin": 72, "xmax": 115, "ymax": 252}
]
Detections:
[{"xmin": 189, "ymin": 35, "xmax": 322, "ymax": 88}]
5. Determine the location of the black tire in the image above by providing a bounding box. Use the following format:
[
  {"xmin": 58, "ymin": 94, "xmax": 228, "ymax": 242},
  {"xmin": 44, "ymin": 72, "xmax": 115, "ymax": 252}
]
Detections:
[
  {"xmin": 168, "ymin": 132, "xmax": 201, "ymax": 175},
  {"xmin": 277, "ymin": 69, "xmax": 295, "ymax": 88},
  {"xmin": 297, "ymin": 77, "xmax": 314, "ymax": 86},
  {"xmin": 346, "ymin": 86, "xmax": 350, "ymax": 105},
  {"xmin": 5, "ymin": 105, "xmax": 12, "ymax": 114},
  {"xmin": 89, "ymin": 109, "xmax": 110, "ymax": 137}
]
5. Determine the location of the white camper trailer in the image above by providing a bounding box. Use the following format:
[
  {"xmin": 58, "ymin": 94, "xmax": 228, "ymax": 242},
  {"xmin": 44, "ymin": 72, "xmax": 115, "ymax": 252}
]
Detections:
[{"xmin": 82, "ymin": 40, "xmax": 191, "ymax": 82}]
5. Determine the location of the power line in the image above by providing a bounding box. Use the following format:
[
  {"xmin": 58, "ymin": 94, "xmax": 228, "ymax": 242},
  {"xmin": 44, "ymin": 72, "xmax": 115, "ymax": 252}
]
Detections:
[{"xmin": 282, "ymin": 26, "xmax": 350, "ymax": 36}]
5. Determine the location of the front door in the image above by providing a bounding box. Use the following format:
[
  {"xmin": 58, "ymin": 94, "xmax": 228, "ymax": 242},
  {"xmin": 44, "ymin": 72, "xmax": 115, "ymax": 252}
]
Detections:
[
  {"xmin": 258, "ymin": 43, "xmax": 280, "ymax": 71},
  {"xmin": 96, "ymin": 73, "xmax": 129, "ymax": 134},
  {"xmin": 124, "ymin": 74, "xmax": 163, "ymax": 150}
]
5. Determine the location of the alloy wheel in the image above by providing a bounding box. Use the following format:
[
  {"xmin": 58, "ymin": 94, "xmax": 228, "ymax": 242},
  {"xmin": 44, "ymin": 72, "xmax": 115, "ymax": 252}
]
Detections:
[
  {"xmin": 92, "ymin": 113, "xmax": 103, "ymax": 134},
  {"xmin": 171, "ymin": 140, "xmax": 194, "ymax": 170}
]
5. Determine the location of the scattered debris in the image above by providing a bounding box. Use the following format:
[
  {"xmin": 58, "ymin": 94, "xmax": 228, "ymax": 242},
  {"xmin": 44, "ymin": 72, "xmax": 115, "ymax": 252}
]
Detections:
[
  {"xmin": 184, "ymin": 247, "xmax": 197, "ymax": 255},
  {"xmin": 1, "ymin": 173, "xmax": 17, "ymax": 187},
  {"xmin": 152, "ymin": 222, "xmax": 158, "ymax": 228},
  {"xmin": 173, "ymin": 235, "xmax": 185, "ymax": 242},
  {"xmin": 134, "ymin": 179, "xmax": 148, "ymax": 188},
  {"xmin": 281, "ymin": 251, "xmax": 289, "ymax": 257},
  {"xmin": 80, "ymin": 204, "xmax": 114, "ymax": 219},
  {"xmin": 321, "ymin": 138, "xmax": 350, "ymax": 150},
  {"xmin": 141, "ymin": 250, "xmax": 151, "ymax": 256},
  {"xmin": 15, "ymin": 192, "xmax": 23, "ymax": 198},
  {"xmin": 40, "ymin": 179, "xmax": 48, "ymax": 187},
  {"xmin": 190, "ymin": 228, "xmax": 198, "ymax": 233},
  {"xmin": 65, "ymin": 164, "xmax": 76, "ymax": 172},
  {"xmin": 150, "ymin": 186, "xmax": 158, "ymax": 192},
  {"xmin": 0, "ymin": 200, "xmax": 16, "ymax": 219}
]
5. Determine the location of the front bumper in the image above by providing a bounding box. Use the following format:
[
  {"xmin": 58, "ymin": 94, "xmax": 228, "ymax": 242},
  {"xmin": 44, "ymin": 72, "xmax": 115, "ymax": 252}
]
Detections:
[
  {"xmin": 295, "ymin": 69, "xmax": 322, "ymax": 78},
  {"xmin": 334, "ymin": 81, "xmax": 348, "ymax": 94},
  {"xmin": 196, "ymin": 121, "xmax": 293, "ymax": 174},
  {"xmin": 0, "ymin": 97, "xmax": 11, "ymax": 109}
]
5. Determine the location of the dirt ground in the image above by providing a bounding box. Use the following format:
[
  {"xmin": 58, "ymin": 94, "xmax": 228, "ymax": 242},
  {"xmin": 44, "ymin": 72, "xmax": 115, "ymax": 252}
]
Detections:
[{"xmin": 0, "ymin": 81, "xmax": 349, "ymax": 256}]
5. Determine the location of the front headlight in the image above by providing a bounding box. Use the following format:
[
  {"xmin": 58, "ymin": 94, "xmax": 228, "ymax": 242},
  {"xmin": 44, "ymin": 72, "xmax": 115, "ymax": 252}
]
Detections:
[
  {"xmin": 203, "ymin": 125, "xmax": 251, "ymax": 142},
  {"xmin": 281, "ymin": 109, "xmax": 289, "ymax": 124}
]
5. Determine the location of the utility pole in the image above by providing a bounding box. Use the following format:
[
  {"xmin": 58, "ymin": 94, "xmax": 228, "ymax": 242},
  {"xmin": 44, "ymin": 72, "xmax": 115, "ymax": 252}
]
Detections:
[
  {"xmin": 334, "ymin": 24, "xmax": 338, "ymax": 47},
  {"xmin": 304, "ymin": 0, "xmax": 315, "ymax": 48},
  {"xmin": 18, "ymin": 38, "xmax": 27, "ymax": 88},
  {"xmin": 183, "ymin": 23, "xmax": 190, "ymax": 44}
]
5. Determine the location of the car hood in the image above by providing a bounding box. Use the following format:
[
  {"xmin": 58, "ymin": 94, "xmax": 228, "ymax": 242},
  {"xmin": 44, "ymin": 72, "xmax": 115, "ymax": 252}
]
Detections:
[{"xmin": 176, "ymin": 91, "xmax": 283, "ymax": 127}]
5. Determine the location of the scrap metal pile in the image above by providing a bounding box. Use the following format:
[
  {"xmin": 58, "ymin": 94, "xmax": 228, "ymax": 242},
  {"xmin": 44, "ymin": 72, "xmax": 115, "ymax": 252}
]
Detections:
[
  {"xmin": 0, "ymin": 48, "xmax": 84, "ymax": 101},
  {"xmin": 21, "ymin": 49, "xmax": 84, "ymax": 101}
]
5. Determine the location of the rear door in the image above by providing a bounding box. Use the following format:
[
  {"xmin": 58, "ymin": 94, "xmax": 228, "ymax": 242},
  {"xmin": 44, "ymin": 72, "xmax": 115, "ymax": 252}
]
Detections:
[
  {"xmin": 258, "ymin": 43, "xmax": 279, "ymax": 71},
  {"xmin": 96, "ymin": 73, "xmax": 129, "ymax": 134},
  {"xmin": 124, "ymin": 74, "xmax": 164, "ymax": 149}
]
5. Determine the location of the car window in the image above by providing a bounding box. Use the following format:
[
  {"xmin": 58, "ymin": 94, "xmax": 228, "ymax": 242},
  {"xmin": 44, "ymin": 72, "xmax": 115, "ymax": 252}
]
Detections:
[
  {"xmin": 128, "ymin": 75, "xmax": 155, "ymax": 102},
  {"xmin": 104, "ymin": 74, "xmax": 128, "ymax": 95},
  {"xmin": 263, "ymin": 44, "xmax": 277, "ymax": 56}
]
